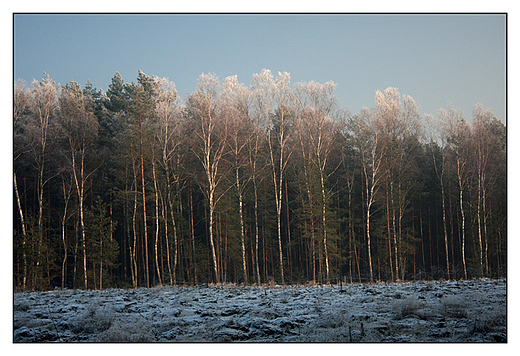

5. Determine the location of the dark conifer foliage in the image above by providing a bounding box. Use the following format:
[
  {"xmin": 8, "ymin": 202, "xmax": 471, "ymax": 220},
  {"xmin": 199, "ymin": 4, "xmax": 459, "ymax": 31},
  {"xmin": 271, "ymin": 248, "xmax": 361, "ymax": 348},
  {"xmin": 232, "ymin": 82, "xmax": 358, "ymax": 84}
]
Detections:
[{"xmin": 13, "ymin": 71, "xmax": 507, "ymax": 290}]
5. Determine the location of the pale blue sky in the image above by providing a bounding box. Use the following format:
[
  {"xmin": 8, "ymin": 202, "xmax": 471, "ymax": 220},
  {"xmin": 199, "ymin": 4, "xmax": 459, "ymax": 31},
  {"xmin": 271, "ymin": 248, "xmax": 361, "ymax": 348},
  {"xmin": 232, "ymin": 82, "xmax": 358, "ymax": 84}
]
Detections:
[{"xmin": 14, "ymin": 13, "xmax": 506, "ymax": 122}]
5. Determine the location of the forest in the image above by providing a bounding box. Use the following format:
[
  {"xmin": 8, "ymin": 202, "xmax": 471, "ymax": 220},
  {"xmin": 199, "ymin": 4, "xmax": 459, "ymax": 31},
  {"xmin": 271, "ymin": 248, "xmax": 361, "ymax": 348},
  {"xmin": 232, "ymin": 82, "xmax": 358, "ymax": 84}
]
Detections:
[{"xmin": 13, "ymin": 69, "xmax": 506, "ymax": 291}]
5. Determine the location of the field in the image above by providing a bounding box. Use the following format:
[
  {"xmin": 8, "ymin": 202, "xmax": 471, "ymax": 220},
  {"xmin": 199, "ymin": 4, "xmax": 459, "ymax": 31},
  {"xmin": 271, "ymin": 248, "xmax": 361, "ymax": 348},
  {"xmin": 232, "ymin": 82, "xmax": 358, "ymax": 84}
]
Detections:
[{"xmin": 13, "ymin": 278, "xmax": 506, "ymax": 342}]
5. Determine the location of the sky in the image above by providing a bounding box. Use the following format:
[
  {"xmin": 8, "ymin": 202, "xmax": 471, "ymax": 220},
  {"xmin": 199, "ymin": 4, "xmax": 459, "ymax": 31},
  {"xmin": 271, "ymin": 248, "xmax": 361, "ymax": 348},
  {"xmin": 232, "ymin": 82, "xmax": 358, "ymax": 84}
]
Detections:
[{"xmin": 14, "ymin": 13, "xmax": 506, "ymax": 122}]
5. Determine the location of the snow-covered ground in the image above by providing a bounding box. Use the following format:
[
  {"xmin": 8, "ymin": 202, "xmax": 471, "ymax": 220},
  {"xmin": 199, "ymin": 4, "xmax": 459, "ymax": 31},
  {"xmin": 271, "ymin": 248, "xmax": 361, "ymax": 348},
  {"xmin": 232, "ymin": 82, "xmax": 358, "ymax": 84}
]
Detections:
[{"xmin": 13, "ymin": 279, "xmax": 506, "ymax": 342}]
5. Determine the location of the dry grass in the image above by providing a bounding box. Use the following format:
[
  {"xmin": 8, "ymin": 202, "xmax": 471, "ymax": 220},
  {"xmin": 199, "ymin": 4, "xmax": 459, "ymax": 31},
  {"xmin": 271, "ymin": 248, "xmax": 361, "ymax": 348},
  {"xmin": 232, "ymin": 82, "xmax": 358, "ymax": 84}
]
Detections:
[
  {"xmin": 99, "ymin": 320, "xmax": 155, "ymax": 342},
  {"xmin": 71, "ymin": 304, "xmax": 114, "ymax": 334},
  {"xmin": 470, "ymin": 306, "xmax": 506, "ymax": 334},
  {"xmin": 14, "ymin": 301, "xmax": 30, "ymax": 312},
  {"xmin": 440, "ymin": 296, "xmax": 468, "ymax": 319},
  {"xmin": 394, "ymin": 298, "xmax": 424, "ymax": 320}
]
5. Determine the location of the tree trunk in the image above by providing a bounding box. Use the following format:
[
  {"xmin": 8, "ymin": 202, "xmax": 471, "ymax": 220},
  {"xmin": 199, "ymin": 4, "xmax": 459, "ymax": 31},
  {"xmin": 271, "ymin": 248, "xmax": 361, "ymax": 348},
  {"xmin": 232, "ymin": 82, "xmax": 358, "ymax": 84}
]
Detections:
[
  {"xmin": 99, "ymin": 221, "xmax": 103, "ymax": 290},
  {"xmin": 391, "ymin": 182, "xmax": 399, "ymax": 281},
  {"xmin": 73, "ymin": 221, "xmax": 79, "ymax": 289},
  {"xmin": 276, "ymin": 182, "xmax": 284, "ymax": 285},
  {"xmin": 347, "ymin": 177, "xmax": 356, "ymax": 284},
  {"xmin": 208, "ymin": 189, "xmax": 220, "ymax": 284},
  {"xmin": 457, "ymin": 157, "xmax": 468, "ymax": 280},
  {"xmin": 189, "ymin": 185, "xmax": 197, "ymax": 284},
  {"xmin": 285, "ymin": 179, "xmax": 292, "ymax": 282},
  {"xmin": 366, "ymin": 171, "xmax": 376, "ymax": 283},
  {"xmin": 35, "ymin": 165, "xmax": 45, "ymax": 289},
  {"xmin": 459, "ymin": 177, "xmax": 468, "ymax": 279},
  {"xmin": 483, "ymin": 186, "xmax": 489, "ymax": 276},
  {"xmin": 71, "ymin": 152, "xmax": 88, "ymax": 290},
  {"xmin": 79, "ymin": 193, "xmax": 87, "ymax": 289},
  {"xmin": 60, "ymin": 181, "xmax": 71, "ymax": 289},
  {"xmin": 236, "ymin": 167, "xmax": 248, "ymax": 284},
  {"xmin": 253, "ymin": 175, "xmax": 261, "ymax": 285},
  {"xmin": 152, "ymin": 159, "xmax": 162, "ymax": 286},
  {"xmin": 366, "ymin": 204, "xmax": 374, "ymax": 283},
  {"xmin": 268, "ymin": 128, "xmax": 286, "ymax": 285},
  {"xmin": 163, "ymin": 163, "xmax": 175, "ymax": 286},
  {"xmin": 441, "ymin": 184, "xmax": 450, "ymax": 279},
  {"xmin": 14, "ymin": 172, "xmax": 28, "ymax": 290},
  {"xmin": 61, "ymin": 210, "xmax": 68, "ymax": 290},
  {"xmin": 131, "ymin": 162, "xmax": 139, "ymax": 288},
  {"xmin": 139, "ymin": 122, "xmax": 150, "ymax": 288},
  {"xmin": 319, "ymin": 169, "xmax": 330, "ymax": 283},
  {"xmin": 386, "ymin": 183, "xmax": 394, "ymax": 282},
  {"xmin": 162, "ymin": 192, "xmax": 172, "ymax": 286}
]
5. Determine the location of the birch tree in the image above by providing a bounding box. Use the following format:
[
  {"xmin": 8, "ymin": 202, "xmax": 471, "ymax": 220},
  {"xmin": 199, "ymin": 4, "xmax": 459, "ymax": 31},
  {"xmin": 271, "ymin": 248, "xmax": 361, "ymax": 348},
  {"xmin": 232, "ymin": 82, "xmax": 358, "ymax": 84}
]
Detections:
[
  {"xmin": 222, "ymin": 75, "xmax": 251, "ymax": 284},
  {"xmin": 350, "ymin": 106, "xmax": 386, "ymax": 283},
  {"xmin": 472, "ymin": 103, "xmax": 497, "ymax": 277},
  {"xmin": 362, "ymin": 88, "xmax": 423, "ymax": 281},
  {"xmin": 249, "ymin": 69, "xmax": 273, "ymax": 284},
  {"xmin": 59, "ymin": 81, "xmax": 99, "ymax": 289},
  {"xmin": 294, "ymin": 107, "xmax": 319, "ymax": 283},
  {"xmin": 124, "ymin": 71, "xmax": 157, "ymax": 287},
  {"xmin": 154, "ymin": 76, "xmax": 180, "ymax": 285},
  {"xmin": 444, "ymin": 107, "xmax": 470, "ymax": 279},
  {"xmin": 14, "ymin": 80, "xmax": 31, "ymax": 290},
  {"xmin": 295, "ymin": 80, "xmax": 342, "ymax": 283},
  {"xmin": 24, "ymin": 74, "xmax": 60, "ymax": 289},
  {"xmin": 186, "ymin": 73, "xmax": 227, "ymax": 284},
  {"xmin": 266, "ymin": 71, "xmax": 295, "ymax": 284},
  {"xmin": 59, "ymin": 176, "xmax": 73, "ymax": 289},
  {"xmin": 429, "ymin": 104, "xmax": 456, "ymax": 279}
]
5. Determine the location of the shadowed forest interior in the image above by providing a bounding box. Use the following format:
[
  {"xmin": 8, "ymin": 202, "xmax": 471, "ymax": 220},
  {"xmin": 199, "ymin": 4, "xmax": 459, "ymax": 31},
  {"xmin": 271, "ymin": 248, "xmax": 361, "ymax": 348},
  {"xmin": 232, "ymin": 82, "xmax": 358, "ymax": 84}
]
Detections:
[{"xmin": 13, "ymin": 69, "xmax": 506, "ymax": 291}]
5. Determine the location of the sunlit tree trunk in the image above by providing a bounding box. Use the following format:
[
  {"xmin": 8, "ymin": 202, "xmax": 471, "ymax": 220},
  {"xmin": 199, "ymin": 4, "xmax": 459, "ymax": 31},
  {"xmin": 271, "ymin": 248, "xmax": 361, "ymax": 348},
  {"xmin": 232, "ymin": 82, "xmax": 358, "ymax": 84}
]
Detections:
[
  {"xmin": 441, "ymin": 172, "xmax": 450, "ymax": 279},
  {"xmin": 483, "ymin": 186, "xmax": 489, "ymax": 276},
  {"xmin": 365, "ymin": 165, "xmax": 376, "ymax": 283},
  {"xmin": 160, "ymin": 193, "xmax": 172, "ymax": 286},
  {"xmin": 189, "ymin": 185, "xmax": 197, "ymax": 283},
  {"xmin": 458, "ymin": 165, "xmax": 467, "ymax": 280},
  {"xmin": 71, "ymin": 151, "xmax": 88, "ymax": 289},
  {"xmin": 131, "ymin": 161, "xmax": 139, "ymax": 288},
  {"xmin": 60, "ymin": 180, "xmax": 72, "ymax": 289},
  {"xmin": 268, "ymin": 127, "xmax": 287, "ymax": 285},
  {"xmin": 99, "ymin": 219, "xmax": 103, "ymax": 289},
  {"xmin": 236, "ymin": 168, "xmax": 248, "ymax": 284},
  {"xmin": 14, "ymin": 172, "xmax": 28, "ymax": 290},
  {"xmin": 139, "ymin": 119, "xmax": 150, "ymax": 287},
  {"xmin": 251, "ymin": 169, "xmax": 261, "ymax": 284},
  {"xmin": 385, "ymin": 182, "xmax": 394, "ymax": 281},
  {"xmin": 391, "ymin": 181, "xmax": 399, "ymax": 280},
  {"xmin": 152, "ymin": 157, "xmax": 162, "ymax": 286}
]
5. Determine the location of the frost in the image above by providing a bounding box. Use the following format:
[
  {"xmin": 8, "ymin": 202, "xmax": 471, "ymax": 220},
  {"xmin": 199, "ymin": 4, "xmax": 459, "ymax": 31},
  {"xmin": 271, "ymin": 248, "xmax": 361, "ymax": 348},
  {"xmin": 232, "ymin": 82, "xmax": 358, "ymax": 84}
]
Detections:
[{"xmin": 13, "ymin": 279, "xmax": 506, "ymax": 342}]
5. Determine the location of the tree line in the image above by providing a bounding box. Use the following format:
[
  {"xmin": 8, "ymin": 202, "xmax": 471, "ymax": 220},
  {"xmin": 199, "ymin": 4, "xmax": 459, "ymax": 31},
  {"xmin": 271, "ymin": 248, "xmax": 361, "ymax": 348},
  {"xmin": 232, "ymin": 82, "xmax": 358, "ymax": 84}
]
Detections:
[{"xmin": 13, "ymin": 70, "xmax": 506, "ymax": 291}]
